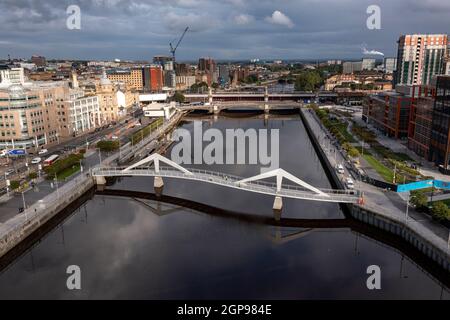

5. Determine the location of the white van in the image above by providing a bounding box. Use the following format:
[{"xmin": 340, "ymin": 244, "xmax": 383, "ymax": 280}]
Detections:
[{"xmin": 336, "ymin": 164, "xmax": 345, "ymax": 174}]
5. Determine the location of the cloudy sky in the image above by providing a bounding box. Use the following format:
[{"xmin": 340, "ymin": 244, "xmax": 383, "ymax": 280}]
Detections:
[{"xmin": 0, "ymin": 0, "xmax": 449, "ymax": 61}]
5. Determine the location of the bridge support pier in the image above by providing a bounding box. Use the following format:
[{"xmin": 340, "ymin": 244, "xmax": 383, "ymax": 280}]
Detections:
[
  {"xmin": 273, "ymin": 196, "xmax": 283, "ymax": 212},
  {"xmin": 264, "ymin": 104, "xmax": 269, "ymax": 114},
  {"xmin": 213, "ymin": 105, "xmax": 219, "ymax": 114},
  {"xmin": 95, "ymin": 176, "xmax": 106, "ymax": 191},
  {"xmin": 154, "ymin": 176, "xmax": 164, "ymax": 197}
]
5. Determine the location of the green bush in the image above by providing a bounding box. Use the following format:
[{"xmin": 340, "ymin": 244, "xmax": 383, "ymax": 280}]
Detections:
[
  {"xmin": 410, "ymin": 190, "xmax": 428, "ymax": 210},
  {"xmin": 431, "ymin": 201, "xmax": 450, "ymax": 221},
  {"xmin": 348, "ymin": 147, "xmax": 360, "ymax": 158},
  {"xmin": 96, "ymin": 140, "xmax": 119, "ymax": 152},
  {"xmin": 9, "ymin": 180, "xmax": 20, "ymax": 190},
  {"xmin": 28, "ymin": 172, "xmax": 38, "ymax": 180},
  {"xmin": 44, "ymin": 153, "xmax": 84, "ymax": 179}
]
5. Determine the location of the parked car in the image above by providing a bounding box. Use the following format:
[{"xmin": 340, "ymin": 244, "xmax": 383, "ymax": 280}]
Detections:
[
  {"xmin": 5, "ymin": 168, "xmax": 14, "ymax": 176},
  {"xmin": 31, "ymin": 157, "xmax": 42, "ymax": 164},
  {"xmin": 38, "ymin": 149, "xmax": 48, "ymax": 155}
]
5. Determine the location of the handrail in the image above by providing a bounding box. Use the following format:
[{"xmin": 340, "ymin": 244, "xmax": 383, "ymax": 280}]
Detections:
[{"xmin": 92, "ymin": 166, "xmax": 359, "ymax": 203}]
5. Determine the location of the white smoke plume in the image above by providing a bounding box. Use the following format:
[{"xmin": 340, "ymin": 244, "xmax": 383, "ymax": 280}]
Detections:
[{"xmin": 361, "ymin": 44, "xmax": 384, "ymax": 56}]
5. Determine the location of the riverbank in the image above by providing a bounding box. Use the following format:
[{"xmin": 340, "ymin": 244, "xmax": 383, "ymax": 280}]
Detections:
[
  {"xmin": 0, "ymin": 111, "xmax": 186, "ymax": 260},
  {"xmin": 300, "ymin": 107, "xmax": 450, "ymax": 273}
]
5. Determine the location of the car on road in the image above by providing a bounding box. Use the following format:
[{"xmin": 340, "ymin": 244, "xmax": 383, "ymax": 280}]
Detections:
[
  {"xmin": 5, "ymin": 168, "xmax": 14, "ymax": 176},
  {"xmin": 111, "ymin": 135, "xmax": 119, "ymax": 140},
  {"xmin": 31, "ymin": 157, "xmax": 42, "ymax": 164},
  {"xmin": 38, "ymin": 149, "xmax": 48, "ymax": 155},
  {"xmin": 336, "ymin": 164, "xmax": 345, "ymax": 174},
  {"xmin": 345, "ymin": 177, "xmax": 355, "ymax": 189}
]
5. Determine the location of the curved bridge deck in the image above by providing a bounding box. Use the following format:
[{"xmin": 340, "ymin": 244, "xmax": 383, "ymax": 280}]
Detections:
[{"xmin": 92, "ymin": 166, "xmax": 360, "ymax": 203}]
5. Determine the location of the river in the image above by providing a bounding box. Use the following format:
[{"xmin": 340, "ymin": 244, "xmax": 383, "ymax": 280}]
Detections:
[{"xmin": 0, "ymin": 114, "xmax": 448, "ymax": 299}]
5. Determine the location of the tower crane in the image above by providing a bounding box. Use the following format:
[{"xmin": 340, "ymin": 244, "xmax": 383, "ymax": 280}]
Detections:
[{"xmin": 170, "ymin": 26, "xmax": 189, "ymax": 64}]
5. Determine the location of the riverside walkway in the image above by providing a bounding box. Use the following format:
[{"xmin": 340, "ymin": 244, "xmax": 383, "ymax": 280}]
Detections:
[{"xmin": 301, "ymin": 108, "xmax": 450, "ymax": 259}]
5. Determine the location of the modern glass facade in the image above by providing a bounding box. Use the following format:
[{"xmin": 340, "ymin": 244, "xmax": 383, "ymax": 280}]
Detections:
[{"xmin": 430, "ymin": 76, "xmax": 450, "ymax": 167}]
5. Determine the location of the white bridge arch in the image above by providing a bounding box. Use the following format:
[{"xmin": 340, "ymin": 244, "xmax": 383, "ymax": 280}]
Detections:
[{"xmin": 91, "ymin": 153, "xmax": 360, "ymax": 207}]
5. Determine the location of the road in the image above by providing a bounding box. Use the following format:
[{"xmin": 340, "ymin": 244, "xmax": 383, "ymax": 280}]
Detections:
[{"xmin": 0, "ymin": 114, "xmax": 151, "ymax": 192}]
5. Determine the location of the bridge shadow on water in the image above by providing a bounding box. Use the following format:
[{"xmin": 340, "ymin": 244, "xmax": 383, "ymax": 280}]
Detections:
[
  {"xmin": 96, "ymin": 188, "xmax": 450, "ymax": 288},
  {"xmin": 0, "ymin": 186, "xmax": 449, "ymax": 289}
]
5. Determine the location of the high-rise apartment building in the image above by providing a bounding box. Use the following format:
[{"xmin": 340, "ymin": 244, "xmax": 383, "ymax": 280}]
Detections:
[
  {"xmin": 198, "ymin": 58, "xmax": 216, "ymax": 73},
  {"xmin": 142, "ymin": 65, "xmax": 163, "ymax": 92},
  {"xmin": 396, "ymin": 34, "xmax": 448, "ymax": 86},
  {"xmin": 218, "ymin": 65, "xmax": 230, "ymax": 85}
]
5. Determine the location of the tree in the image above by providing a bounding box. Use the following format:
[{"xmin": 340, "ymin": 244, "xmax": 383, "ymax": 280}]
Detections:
[
  {"xmin": 96, "ymin": 140, "xmax": 119, "ymax": 152},
  {"xmin": 211, "ymin": 82, "xmax": 219, "ymax": 89},
  {"xmin": 28, "ymin": 172, "xmax": 38, "ymax": 180},
  {"xmin": 171, "ymin": 91, "xmax": 185, "ymax": 103},
  {"xmin": 431, "ymin": 201, "xmax": 450, "ymax": 221},
  {"xmin": 10, "ymin": 180, "xmax": 20, "ymax": 190},
  {"xmin": 410, "ymin": 190, "xmax": 428, "ymax": 210},
  {"xmin": 294, "ymin": 70, "xmax": 322, "ymax": 91},
  {"xmin": 348, "ymin": 147, "xmax": 360, "ymax": 158}
]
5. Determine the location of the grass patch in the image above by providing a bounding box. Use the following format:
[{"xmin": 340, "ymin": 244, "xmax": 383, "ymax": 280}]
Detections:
[
  {"xmin": 363, "ymin": 154, "xmax": 394, "ymax": 182},
  {"xmin": 371, "ymin": 144, "xmax": 413, "ymax": 162},
  {"xmin": 55, "ymin": 164, "xmax": 80, "ymax": 181}
]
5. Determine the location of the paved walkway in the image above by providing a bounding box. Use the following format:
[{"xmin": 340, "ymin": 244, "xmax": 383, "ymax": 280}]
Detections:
[{"xmin": 302, "ymin": 108, "xmax": 450, "ymax": 255}]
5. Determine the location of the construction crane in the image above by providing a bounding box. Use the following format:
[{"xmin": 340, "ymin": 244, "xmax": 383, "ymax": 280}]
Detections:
[{"xmin": 169, "ymin": 26, "xmax": 189, "ymax": 64}]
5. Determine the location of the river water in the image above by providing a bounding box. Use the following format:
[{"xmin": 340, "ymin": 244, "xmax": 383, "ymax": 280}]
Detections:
[{"xmin": 0, "ymin": 114, "xmax": 448, "ymax": 299}]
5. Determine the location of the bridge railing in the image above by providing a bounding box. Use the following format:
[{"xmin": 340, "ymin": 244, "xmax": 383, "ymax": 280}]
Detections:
[{"xmin": 92, "ymin": 166, "xmax": 359, "ymax": 202}]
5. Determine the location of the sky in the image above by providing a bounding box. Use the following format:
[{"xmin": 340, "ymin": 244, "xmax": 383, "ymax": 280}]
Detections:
[{"xmin": 0, "ymin": 0, "xmax": 449, "ymax": 61}]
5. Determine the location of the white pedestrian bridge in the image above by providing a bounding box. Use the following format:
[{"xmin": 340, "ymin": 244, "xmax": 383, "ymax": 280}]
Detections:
[{"xmin": 91, "ymin": 154, "xmax": 361, "ymax": 207}]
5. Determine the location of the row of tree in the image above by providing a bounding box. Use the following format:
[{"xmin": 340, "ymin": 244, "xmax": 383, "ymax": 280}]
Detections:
[{"xmin": 410, "ymin": 190, "xmax": 450, "ymax": 222}]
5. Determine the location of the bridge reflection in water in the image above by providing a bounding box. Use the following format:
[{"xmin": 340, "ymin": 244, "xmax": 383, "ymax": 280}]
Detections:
[{"xmin": 95, "ymin": 188, "xmax": 450, "ymax": 289}]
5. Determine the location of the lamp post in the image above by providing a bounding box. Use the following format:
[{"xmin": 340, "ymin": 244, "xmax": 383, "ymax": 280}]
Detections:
[
  {"xmin": 98, "ymin": 148, "xmax": 102, "ymax": 165},
  {"xmin": 405, "ymin": 192, "xmax": 409, "ymax": 222},
  {"xmin": 22, "ymin": 191, "xmax": 27, "ymax": 210},
  {"xmin": 5, "ymin": 176, "xmax": 10, "ymax": 197}
]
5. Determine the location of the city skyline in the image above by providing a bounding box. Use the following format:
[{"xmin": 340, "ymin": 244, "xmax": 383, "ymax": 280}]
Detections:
[{"xmin": 1, "ymin": 0, "xmax": 450, "ymax": 61}]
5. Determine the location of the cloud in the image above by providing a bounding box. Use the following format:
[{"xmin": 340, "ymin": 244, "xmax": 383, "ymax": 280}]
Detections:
[
  {"xmin": 233, "ymin": 14, "xmax": 254, "ymax": 25},
  {"xmin": 163, "ymin": 11, "xmax": 219, "ymax": 32},
  {"xmin": 265, "ymin": 10, "xmax": 294, "ymax": 28}
]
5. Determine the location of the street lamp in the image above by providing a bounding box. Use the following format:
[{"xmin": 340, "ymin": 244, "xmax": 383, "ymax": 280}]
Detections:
[
  {"xmin": 5, "ymin": 175, "xmax": 10, "ymax": 197},
  {"xmin": 22, "ymin": 191, "xmax": 27, "ymax": 210}
]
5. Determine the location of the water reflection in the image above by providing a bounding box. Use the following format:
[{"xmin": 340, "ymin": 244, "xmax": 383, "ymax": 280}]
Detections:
[{"xmin": 0, "ymin": 115, "xmax": 448, "ymax": 299}]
